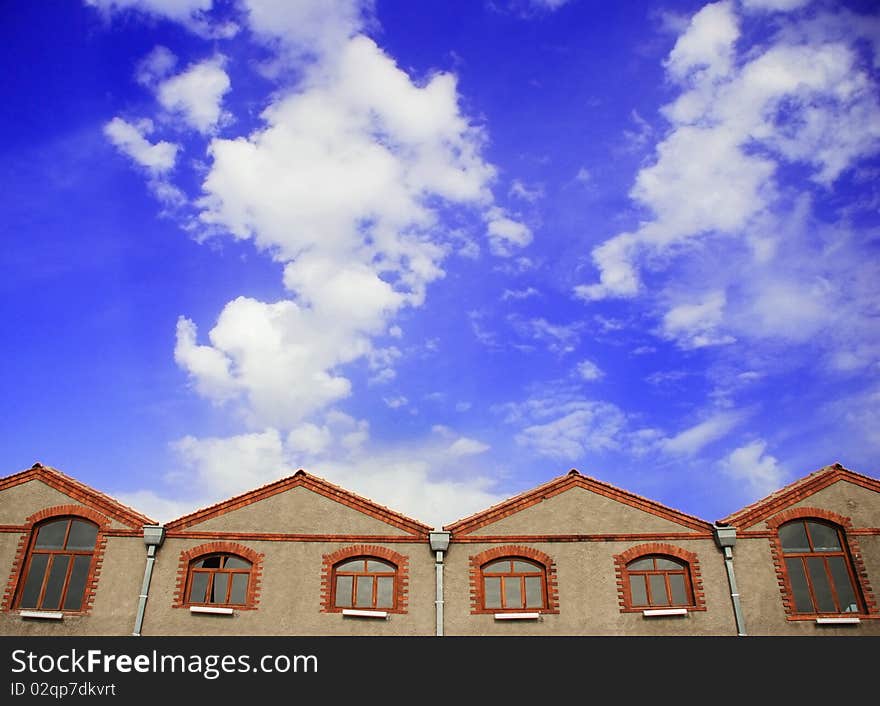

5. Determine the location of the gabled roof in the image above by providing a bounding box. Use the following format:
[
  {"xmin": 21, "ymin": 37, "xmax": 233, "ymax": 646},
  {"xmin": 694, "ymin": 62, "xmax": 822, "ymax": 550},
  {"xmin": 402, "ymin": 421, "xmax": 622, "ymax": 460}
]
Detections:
[
  {"xmin": 444, "ymin": 469, "xmax": 713, "ymax": 534},
  {"xmin": 720, "ymin": 462, "xmax": 880, "ymax": 529},
  {"xmin": 0, "ymin": 462, "xmax": 156, "ymax": 528},
  {"xmin": 164, "ymin": 469, "xmax": 432, "ymax": 536}
]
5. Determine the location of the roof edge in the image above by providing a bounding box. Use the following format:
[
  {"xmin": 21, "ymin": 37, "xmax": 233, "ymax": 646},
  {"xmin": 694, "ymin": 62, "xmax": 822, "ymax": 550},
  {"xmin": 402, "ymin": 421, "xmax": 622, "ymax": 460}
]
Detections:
[
  {"xmin": 720, "ymin": 463, "xmax": 880, "ymax": 527},
  {"xmin": 444, "ymin": 469, "xmax": 713, "ymax": 534},
  {"xmin": 164, "ymin": 469, "xmax": 432, "ymax": 535},
  {"xmin": 0, "ymin": 463, "xmax": 157, "ymax": 528}
]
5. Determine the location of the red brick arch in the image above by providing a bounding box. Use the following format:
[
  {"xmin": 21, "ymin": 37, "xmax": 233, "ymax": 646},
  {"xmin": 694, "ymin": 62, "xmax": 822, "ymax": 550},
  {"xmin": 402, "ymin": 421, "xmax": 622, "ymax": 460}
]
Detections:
[
  {"xmin": 172, "ymin": 542, "xmax": 264, "ymax": 610},
  {"xmin": 2, "ymin": 505, "xmax": 111, "ymax": 614},
  {"xmin": 613, "ymin": 542, "xmax": 707, "ymax": 612},
  {"xmin": 320, "ymin": 545, "xmax": 410, "ymax": 614},
  {"xmin": 468, "ymin": 545, "xmax": 559, "ymax": 614},
  {"xmin": 766, "ymin": 507, "xmax": 878, "ymax": 618}
]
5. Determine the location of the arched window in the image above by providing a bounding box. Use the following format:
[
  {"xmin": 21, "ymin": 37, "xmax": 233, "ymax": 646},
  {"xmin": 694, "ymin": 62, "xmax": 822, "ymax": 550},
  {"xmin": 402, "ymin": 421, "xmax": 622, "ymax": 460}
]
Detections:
[
  {"xmin": 331, "ymin": 557, "xmax": 397, "ymax": 610},
  {"xmin": 184, "ymin": 553, "xmax": 253, "ymax": 607},
  {"xmin": 16, "ymin": 517, "xmax": 99, "ymax": 612},
  {"xmin": 480, "ymin": 558, "xmax": 547, "ymax": 610},
  {"xmin": 779, "ymin": 518, "xmax": 863, "ymax": 614},
  {"xmin": 624, "ymin": 555, "xmax": 694, "ymax": 608}
]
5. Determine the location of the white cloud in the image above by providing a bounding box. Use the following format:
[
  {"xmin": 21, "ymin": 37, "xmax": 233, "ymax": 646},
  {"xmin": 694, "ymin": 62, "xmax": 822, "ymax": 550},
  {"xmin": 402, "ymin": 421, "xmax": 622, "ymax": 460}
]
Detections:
[
  {"xmin": 720, "ymin": 439, "xmax": 786, "ymax": 497},
  {"xmin": 135, "ymin": 45, "xmax": 177, "ymax": 87},
  {"xmin": 661, "ymin": 410, "xmax": 744, "ymax": 456},
  {"xmin": 86, "ymin": 0, "xmax": 238, "ymax": 38},
  {"xmin": 383, "ymin": 396, "xmax": 408, "ymax": 409},
  {"xmin": 576, "ymin": 359, "xmax": 604, "ymax": 381},
  {"xmin": 509, "ymin": 179, "xmax": 544, "ymax": 202},
  {"xmin": 577, "ymin": 3, "xmax": 880, "ymax": 300},
  {"xmin": 665, "ymin": 1, "xmax": 740, "ymax": 83},
  {"xmin": 447, "ymin": 437, "xmax": 490, "ymax": 457},
  {"xmin": 740, "ymin": 0, "xmax": 810, "ymax": 12},
  {"xmin": 661, "ymin": 290, "xmax": 736, "ymax": 349},
  {"xmin": 501, "ymin": 287, "xmax": 540, "ymax": 301},
  {"xmin": 103, "ymin": 117, "xmax": 178, "ymax": 172},
  {"xmin": 172, "ymin": 429, "xmax": 287, "ymax": 499},
  {"xmin": 511, "ymin": 316, "xmax": 581, "ymax": 355},
  {"xmin": 485, "ymin": 206, "xmax": 533, "ymax": 256},
  {"xmin": 157, "ymin": 56, "xmax": 231, "ymax": 133}
]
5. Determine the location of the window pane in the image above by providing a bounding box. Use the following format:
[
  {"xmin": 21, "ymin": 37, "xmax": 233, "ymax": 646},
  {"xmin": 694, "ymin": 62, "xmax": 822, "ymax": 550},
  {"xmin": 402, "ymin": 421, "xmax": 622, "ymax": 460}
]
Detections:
[
  {"xmin": 189, "ymin": 572, "xmax": 209, "ymax": 603},
  {"xmin": 629, "ymin": 575, "xmax": 648, "ymax": 606},
  {"xmin": 655, "ymin": 558, "xmax": 683, "ymax": 570},
  {"xmin": 524, "ymin": 576, "xmax": 543, "ymax": 608},
  {"xmin": 807, "ymin": 557, "xmax": 836, "ymax": 612},
  {"xmin": 41, "ymin": 556, "xmax": 71, "ymax": 611},
  {"xmin": 63, "ymin": 555, "xmax": 91, "ymax": 611},
  {"xmin": 504, "ymin": 577, "xmax": 522, "ymax": 608},
  {"xmin": 199, "ymin": 556, "xmax": 222, "ymax": 569},
  {"xmin": 785, "ymin": 558, "xmax": 813, "ymax": 612},
  {"xmin": 669, "ymin": 574, "xmax": 688, "ymax": 605},
  {"xmin": 19, "ymin": 554, "xmax": 49, "ymax": 609},
  {"xmin": 512, "ymin": 560, "xmax": 538, "ymax": 574},
  {"xmin": 483, "ymin": 560, "xmax": 509, "ymax": 574},
  {"xmin": 229, "ymin": 573, "xmax": 248, "ymax": 605},
  {"xmin": 376, "ymin": 576, "xmax": 394, "ymax": 608},
  {"xmin": 335, "ymin": 559, "xmax": 363, "ymax": 573},
  {"xmin": 334, "ymin": 576, "xmax": 353, "ymax": 607},
  {"xmin": 779, "ymin": 522, "xmax": 810, "ymax": 553},
  {"xmin": 35, "ymin": 520, "xmax": 68, "ymax": 549},
  {"xmin": 210, "ymin": 573, "xmax": 229, "ymax": 604},
  {"xmin": 648, "ymin": 574, "xmax": 669, "ymax": 606},
  {"xmin": 223, "ymin": 556, "xmax": 251, "ymax": 570},
  {"xmin": 484, "ymin": 577, "xmax": 501, "ymax": 608},
  {"xmin": 355, "ymin": 576, "xmax": 373, "ymax": 607},
  {"xmin": 807, "ymin": 522, "xmax": 841, "ymax": 551},
  {"xmin": 366, "ymin": 560, "xmax": 392, "ymax": 573},
  {"xmin": 65, "ymin": 521, "xmax": 97, "ymax": 550},
  {"xmin": 627, "ymin": 558, "xmax": 654, "ymax": 571},
  {"xmin": 827, "ymin": 556, "xmax": 859, "ymax": 613}
]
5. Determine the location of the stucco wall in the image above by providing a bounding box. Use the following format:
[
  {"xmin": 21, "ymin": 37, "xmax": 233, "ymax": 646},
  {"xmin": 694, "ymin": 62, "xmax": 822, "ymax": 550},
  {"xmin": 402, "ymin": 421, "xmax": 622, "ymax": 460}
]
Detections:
[
  {"xmin": 443, "ymin": 538, "xmax": 735, "ymax": 636},
  {"xmin": 468, "ymin": 486, "xmax": 700, "ymax": 536},
  {"xmin": 185, "ymin": 486, "xmax": 412, "ymax": 536},
  {"xmin": 140, "ymin": 538, "xmax": 435, "ymax": 636},
  {"xmin": 0, "ymin": 480, "xmax": 128, "ymax": 530}
]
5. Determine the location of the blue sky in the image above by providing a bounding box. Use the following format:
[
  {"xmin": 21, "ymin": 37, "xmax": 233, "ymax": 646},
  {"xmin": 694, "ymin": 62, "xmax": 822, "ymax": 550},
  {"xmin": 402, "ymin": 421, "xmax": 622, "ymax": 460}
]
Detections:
[{"xmin": 2, "ymin": 0, "xmax": 878, "ymax": 528}]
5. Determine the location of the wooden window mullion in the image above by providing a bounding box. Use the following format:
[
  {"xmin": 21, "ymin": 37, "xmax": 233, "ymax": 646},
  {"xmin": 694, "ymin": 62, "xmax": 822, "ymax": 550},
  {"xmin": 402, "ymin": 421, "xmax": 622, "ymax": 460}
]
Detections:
[{"xmin": 35, "ymin": 553, "xmax": 54, "ymax": 610}]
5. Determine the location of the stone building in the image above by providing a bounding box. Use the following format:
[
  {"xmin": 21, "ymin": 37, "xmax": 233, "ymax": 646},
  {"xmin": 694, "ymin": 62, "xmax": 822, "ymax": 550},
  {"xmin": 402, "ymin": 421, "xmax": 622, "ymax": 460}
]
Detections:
[{"xmin": 1, "ymin": 461, "xmax": 877, "ymax": 636}]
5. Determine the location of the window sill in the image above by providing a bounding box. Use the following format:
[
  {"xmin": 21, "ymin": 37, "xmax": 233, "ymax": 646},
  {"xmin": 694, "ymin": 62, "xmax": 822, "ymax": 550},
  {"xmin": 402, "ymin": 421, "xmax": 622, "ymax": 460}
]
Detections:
[
  {"xmin": 20, "ymin": 610, "xmax": 64, "ymax": 620},
  {"xmin": 494, "ymin": 612, "xmax": 541, "ymax": 620},
  {"xmin": 815, "ymin": 617, "xmax": 860, "ymax": 625},
  {"xmin": 342, "ymin": 609, "xmax": 388, "ymax": 619},
  {"xmin": 642, "ymin": 608, "xmax": 688, "ymax": 617},
  {"xmin": 189, "ymin": 606, "xmax": 235, "ymax": 616}
]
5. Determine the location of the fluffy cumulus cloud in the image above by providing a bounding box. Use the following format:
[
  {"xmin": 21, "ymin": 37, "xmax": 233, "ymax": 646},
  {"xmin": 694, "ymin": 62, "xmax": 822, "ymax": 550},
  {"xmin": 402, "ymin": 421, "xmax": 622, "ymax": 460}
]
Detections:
[
  {"xmin": 103, "ymin": 117, "xmax": 178, "ymax": 172},
  {"xmin": 156, "ymin": 56, "xmax": 231, "ymax": 133},
  {"xmin": 574, "ymin": 0, "xmax": 880, "ymax": 373},
  {"xmin": 720, "ymin": 439, "xmax": 786, "ymax": 498},
  {"xmin": 173, "ymin": 27, "xmax": 525, "ymax": 429}
]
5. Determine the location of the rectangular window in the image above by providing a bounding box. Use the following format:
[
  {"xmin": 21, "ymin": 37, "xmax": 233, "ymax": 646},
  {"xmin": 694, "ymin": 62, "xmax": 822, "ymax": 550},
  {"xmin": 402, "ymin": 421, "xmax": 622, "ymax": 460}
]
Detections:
[
  {"xmin": 504, "ymin": 578, "xmax": 522, "ymax": 608},
  {"xmin": 484, "ymin": 577, "xmax": 501, "ymax": 609},
  {"xmin": 62, "ymin": 556, "xmax": 91, "ymax": 611},
  {"xmin": 334, "ymin": 576, "xmax": 352, "ymax": 607},
  {"xmin": 41, "ymin": 556, "xmax": 71, "ymax": 611},
  {"xmin": 785, "ymin": 558, "xmax": 813, "ymax": 613},
  {"xmin": 629, "ymin": 575, "xmax": 648, "ymax": 606}
]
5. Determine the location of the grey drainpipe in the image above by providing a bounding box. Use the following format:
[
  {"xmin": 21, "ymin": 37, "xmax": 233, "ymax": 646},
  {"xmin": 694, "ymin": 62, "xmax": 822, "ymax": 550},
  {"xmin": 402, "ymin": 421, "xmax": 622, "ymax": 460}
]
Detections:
[
  {"xmin": 428, "ymin": 530, "xmax": 451, "ymax": 637},
  {"xmin": 714, "ymin": 523, "xmax": 746, "ymax": 636},
  {"xmin": 133, "ymin": 525, "xmax": 165, "ymax": 637}
]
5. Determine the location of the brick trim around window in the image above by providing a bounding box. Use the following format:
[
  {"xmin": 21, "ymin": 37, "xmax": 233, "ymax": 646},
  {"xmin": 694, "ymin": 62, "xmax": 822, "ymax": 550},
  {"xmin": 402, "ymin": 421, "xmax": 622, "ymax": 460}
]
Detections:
[
  {"xmin": 613, "ymin": 543, "xmax": 707, "ymax": 613},
  {"xmin": 172, "ymin": 542, "xmax": 265, "ymax": 610},
  {"xmin": 469, "ymin": 545, "xmax": 560, "ymax": 614},
  {"xmin": 766, "ymin": 507, "xmax": 879, "ymax": 619},
  {"xmin": 320, "ymin": 545, "xmax": 410, "ymax": 614},
  {"xmin": 1, "ymin": 505, "xmax": 111, "ymax": 614}
]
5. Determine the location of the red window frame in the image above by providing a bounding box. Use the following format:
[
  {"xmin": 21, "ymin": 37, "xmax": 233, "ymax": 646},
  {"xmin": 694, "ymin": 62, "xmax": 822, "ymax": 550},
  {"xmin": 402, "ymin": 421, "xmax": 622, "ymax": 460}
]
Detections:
[
  {"xmin": 330, "ymin": 557, "xmax": 398, "ymax": 610},
  {"xmin": 624, "ymin": 555, "xmax": 695, "ymax": 608},
  {"xmin": 480, "ymin": 557, "xmax": 548, "ymax": 611},
  {"xmin": 184, "ymin": 553, "xmax": 253, "ymax": 608},
  {"xmin": 14, "ymin": 517, "xmax": 99, "ymax": 613},
  {"xmin": 778, "ymin": 519, "xmax": 864, "ymax": 615}
]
